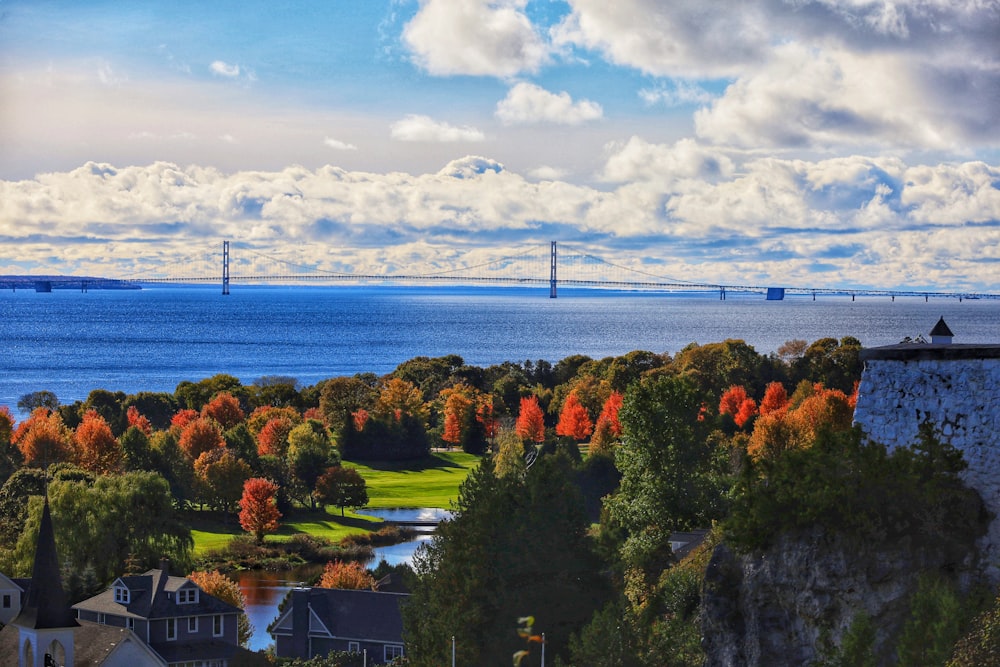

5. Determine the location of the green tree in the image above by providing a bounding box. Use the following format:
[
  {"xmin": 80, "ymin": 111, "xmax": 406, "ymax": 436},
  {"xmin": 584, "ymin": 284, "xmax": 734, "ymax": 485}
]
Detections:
[
  {"xmin": 313, "ymin": 466, "xmax": 368, "ymax": 516},
  {"xmin": 319, "ymin": 375, "xmax": 378, "ymax": 432},
  {"xmin": 404, "ymin": 455, "xmax": 610, "ymax": 667},
  {"xmin": 606, "ymin": 375, "xmax": 721, "ymax": 572},
  {"xmin": 288, "ymin": 421, "xmax": 335, "ymax": 508},
  {"xmin": 16, "ymin": 390, "xmax": 59, "ymax": 414}
]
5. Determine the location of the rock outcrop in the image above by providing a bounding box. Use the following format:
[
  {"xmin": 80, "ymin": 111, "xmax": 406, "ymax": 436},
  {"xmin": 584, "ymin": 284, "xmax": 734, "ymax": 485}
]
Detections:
[{"xmin": 701, "ymin": 527, "xmax": 980, "ymax": 666}]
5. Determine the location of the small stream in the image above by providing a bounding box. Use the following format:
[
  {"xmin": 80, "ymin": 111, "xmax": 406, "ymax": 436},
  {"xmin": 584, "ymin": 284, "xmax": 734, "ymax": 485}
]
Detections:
[{"xmin": 235, "ymin": 508, "xmax": 451, "ymax": 653}]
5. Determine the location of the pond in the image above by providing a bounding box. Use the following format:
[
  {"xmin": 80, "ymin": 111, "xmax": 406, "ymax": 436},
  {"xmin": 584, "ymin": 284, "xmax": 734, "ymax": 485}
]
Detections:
[{"xmin": 234, "ymin": 508, "xmax": 451, "ymax": 653}]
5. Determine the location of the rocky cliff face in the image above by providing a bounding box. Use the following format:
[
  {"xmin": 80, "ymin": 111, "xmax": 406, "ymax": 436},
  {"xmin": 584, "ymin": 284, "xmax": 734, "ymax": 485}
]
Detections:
[{"xmin": 701, "ymin": 527, "xmax": 980, "ymax": 667}]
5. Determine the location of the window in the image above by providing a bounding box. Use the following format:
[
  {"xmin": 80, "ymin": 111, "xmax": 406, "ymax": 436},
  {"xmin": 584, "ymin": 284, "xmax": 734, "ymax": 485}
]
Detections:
[
  {"xmin": 126, "ymin": 618, "xmax": 135, "ymax": 631},
  {"xmin": 213, "ymin": 614, "xmax": 223, "ymax": 637},
  {"xmin": 385, "ymin": 645, "xmax": 404, "ymax": 661},
  {"xmin": 188, "ymin": 616, "xmax": 198, "ymax": 633},
  {"xmin": 2, "ymin": 594, "xmax": 9, "ymax": 609},
  {"xmin": 177, "ymin": 588, "xmax": 198, "ymax": 604},
  {"xmin": 97, "ymin": 613, "xmax": 106, "ymax": 625},
  {"xmin": 114, "ymin": 586, "xmax": 130, "ymax": 604},
  {"xmin": 166, "ymin": 618, "xmax": 176, "ymax": 641},
  {"xmin": 348, "ymin": 642, "xmax": 360, "ymax": 653}
]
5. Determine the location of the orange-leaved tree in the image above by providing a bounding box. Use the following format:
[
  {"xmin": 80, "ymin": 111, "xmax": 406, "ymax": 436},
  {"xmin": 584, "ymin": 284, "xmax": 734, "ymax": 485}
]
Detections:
[
  {"xmin": 74, "ymin": 409, "xmax": 122, "ymax": 473},
  {"xmin": 440, "ymin": 386, "xmax": 474, "ymax": 447},
  {"xmin": 590, "ymin": 391, "xmax": 624, "ymax": 455},
  {"xmin": 126, "ymin": 405, "xmax": 153, "ymax": 436},
  {"xmin": 194, "ymin": 448, "xmax": 252, "ymax": 513},
  {"xmin": 170, "ymin": 408, "xmax": 200, "ymax": 431},
  {"xmin": 202, "ymin": 391, "xmax": 245, "ymax": 430},
  {"xmin": 188, "ymin": 570, "xmax": 252, "ymax": 646},
  {"xmin": 374, "ymin": 378, "xmax": 428, "ymax": 424},
  {"xmin": 256, "ymin": 416, "xmax": 295, "ymax": 457},
  {"xmin": 719, "ymin": 385, "xmax": 751, "ymax": 417},
  {"xmin": 515, "ymin": 395, "xmax": 546, "ymax": 443},
  {"xmin": 239, "ymin": 477, "xmax": 281, "ymax": 545},
  {"xmin": 555, "ymin": 392, "xmax": 593, "ymax": 441},
  {"xmin": 178, "ymin": 417, "xmax": 225, "ymax": 460},
  {"xmin": 318, "ymin": 560, "xmax": 376, "ymax": 590},
  {"xmin": 14, "ymin": 408, "xmax": 73, "ymax": 468},
  {"xmin": 734, "ymin": 398, "xmax": 758, "ymax": 428}
]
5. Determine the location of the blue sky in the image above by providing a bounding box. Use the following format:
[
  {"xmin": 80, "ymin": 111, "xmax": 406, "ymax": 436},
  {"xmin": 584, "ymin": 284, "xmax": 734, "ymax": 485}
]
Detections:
[{"xmin": 0, "ymin": 0, "xmax": 998, "ymax": 291}]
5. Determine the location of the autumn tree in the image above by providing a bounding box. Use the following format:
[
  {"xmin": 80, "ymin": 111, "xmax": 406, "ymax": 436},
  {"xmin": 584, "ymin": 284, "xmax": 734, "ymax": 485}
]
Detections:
[
  {"xmin": 440, "ymin": 387, "xmax": 474, "ymax": 448},
  {"xmin": 719, "ymin": 385, "xmax": 751, "ymax": 418},
  {"xmin": 125, "ymin": 405, "xmax": 153, "ymax": 435},
  {"xmin": 318, "ymin": 560, "xmax": 376, "ymax": 590},
  {"xmin": 555, "ymin": 392, "xmax": 593, "ymax": 441},
  {"xmin": 73, "ymin": 409, "xmax": 122, "ymax": 473},
  {"xmin": 13, "ymin": 408, "xmax": 73, "ymax": 468},
  {"xmin": 759, "ymin": 381, "xmax": 789, "ymax": 416},
  {"xmin": 0, "ymin": 406, "xmax": 18, "ymax": 480},
  {"xmin": 202, "ymin": 391, "xmax": 245, "ymax": 430},
  {"xmin": 734, "ymin": 397, "xmax": 758, "ymax": 428},
  {"xmin": 170, "ymin": 408, "xmax": 200, "ymax": 431},
  {"xmin": 590, "ymin": 391, "xmax": 624, "ymax": 456},
  {"xmin": 374, "ymin": 378, "xmax": 428, "ymax": 424},
  {"xmin": 194, "ymin": 449, "xmax": 252, "ymax": 513},
  {"xmin": 188, "ymin": 570, "xmax": 253, "ymax": 646},
  {"xmin": 515, "ymin": 395, "xmax": 546, "ymax": 444},
  {"xmin": 313, "ymin": 466, "xmax": 368, "ymax": 516},
  {"xmin": 319, "ymin": 376, "xmax": 378, "ymax": 432},
  {"xmin": 256, "ymin": 416, "xmax": 295, "ymax": 457},
  {"xmin": 178, "ymin": 416, "xmax": 225, "ymax": 460},
  {"xmin": 246, "ymin": 405, "xmax": 302, "ymax": 438},
  {"xmin": 239, "ymin": 478, "xmax": 282, "ymax": 545}
]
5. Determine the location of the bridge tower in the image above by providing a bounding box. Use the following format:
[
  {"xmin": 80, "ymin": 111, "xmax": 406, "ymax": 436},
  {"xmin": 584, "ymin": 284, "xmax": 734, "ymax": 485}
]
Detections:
[
  {"xmin": 549, "ymin": 241, "xmax": 557, "ymax": 299},
  {"xmin": 222, "ymin": 240, "xmax": 230, "ymax": 295}
]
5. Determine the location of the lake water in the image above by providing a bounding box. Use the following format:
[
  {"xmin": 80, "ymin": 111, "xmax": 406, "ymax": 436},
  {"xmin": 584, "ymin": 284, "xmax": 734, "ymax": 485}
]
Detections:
[
  {"xmin": 1, "ymin": 285, "xmax": 998, "ymax": 414},
  {"xmin": 236, "ymin": 508, "xmax": 450, "ymax": 652}
]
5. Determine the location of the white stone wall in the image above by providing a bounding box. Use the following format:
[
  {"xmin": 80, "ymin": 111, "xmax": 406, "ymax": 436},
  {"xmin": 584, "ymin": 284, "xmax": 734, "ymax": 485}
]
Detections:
[{"xmin": 854, "ymin": 353, "xmax": 1000, "ymax": 575}]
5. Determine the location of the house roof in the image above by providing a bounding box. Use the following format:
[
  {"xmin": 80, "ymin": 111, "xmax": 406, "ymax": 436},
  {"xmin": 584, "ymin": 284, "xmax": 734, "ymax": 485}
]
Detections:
[
  {"xmin": 73, "ymin": 568, "xmax": 241, "ymax": 619},
  {"xmin": 930, "ymin": 316, "xmax": 954, "ymax": 337},
  {"xmin": 0, "ymin": 619, "xmax": 167, "ymax": 666},
  {"xmin": 12, "ymin": 497, "xmax": 78, "ymax": 630},
  {"xmin": 152, "ymin": 638, "xmax": 270, "ymax": 666},
  {"xmin": 270, "ymin": 588, "xmax": 409, "ymax": 644}
]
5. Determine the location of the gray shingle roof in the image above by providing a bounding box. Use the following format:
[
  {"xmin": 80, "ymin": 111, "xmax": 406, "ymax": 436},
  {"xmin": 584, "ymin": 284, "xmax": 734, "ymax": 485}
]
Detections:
[{"xmin": 73, "ymin": 568, "xmax": 241, "ymax": 619}]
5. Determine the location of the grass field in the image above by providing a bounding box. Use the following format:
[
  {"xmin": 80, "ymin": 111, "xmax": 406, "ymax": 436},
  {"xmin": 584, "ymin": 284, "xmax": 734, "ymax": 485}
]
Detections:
[{"xmin": 189, "ymin": 450, "xmax": 481, "ymax": 555}]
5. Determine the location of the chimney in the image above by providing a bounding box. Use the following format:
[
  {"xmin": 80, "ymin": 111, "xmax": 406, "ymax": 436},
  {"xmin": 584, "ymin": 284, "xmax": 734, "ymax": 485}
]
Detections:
[
  {"xmin": 929, "ymin": 317, "xmax": 954, "ymax": 345},
  {"xmin": 291, "ymin": 587, "xmax": 310, "ymax": 659}
]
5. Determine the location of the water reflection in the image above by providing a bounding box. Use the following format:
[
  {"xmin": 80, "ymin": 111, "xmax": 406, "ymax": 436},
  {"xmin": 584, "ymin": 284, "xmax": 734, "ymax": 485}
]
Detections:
[{"xmin": 235, "ymin": 508, "xmax": 450, "ymax": 652}]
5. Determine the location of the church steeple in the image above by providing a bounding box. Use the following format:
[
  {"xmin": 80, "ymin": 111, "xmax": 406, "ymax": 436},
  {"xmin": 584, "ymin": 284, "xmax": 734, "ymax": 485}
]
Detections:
[{"xmin": 12, "ymin": 496, "xmax": 77, "ymax": 667}]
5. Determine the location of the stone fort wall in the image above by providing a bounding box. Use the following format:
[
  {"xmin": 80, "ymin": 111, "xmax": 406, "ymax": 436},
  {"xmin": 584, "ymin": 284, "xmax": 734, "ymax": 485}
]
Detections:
[{"xmin": 853, "ymin": 344, "xmax": 1000, "ymax": 573}]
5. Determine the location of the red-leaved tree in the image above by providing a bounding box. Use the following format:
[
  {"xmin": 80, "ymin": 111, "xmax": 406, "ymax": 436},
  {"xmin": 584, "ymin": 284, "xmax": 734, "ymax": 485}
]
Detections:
[
  {"xmin": 759, "ymin": 381, "xmax": 789, "ymax": 416},
  {"xmin": 239, "ymin": 477, "xmax": 282, "ymax": 545},
  {"xmin": 515, "ymin": 395, "xmax": 546, "ymax": 443},
  {"xmin": 126, "ymin": 405, "xmax": 153, "ymax": 436},
  {"xmin": 734, "ymin": 398, "xmax": 758, "ymax": 428},
  {"xmin": 719, "ymin": 385, "xmax": 751, "ymax": 417},
  {"xmin": 178, "ymin": 417, "xmax": 225, "ymax": 460},
  {"xmin": 202, "ymin": 391, "xmax": 245, "ymax": 430},
  {"xmin": 555, "ymin": 392, "xmax": 593, "ymax": 441},
  {"xmin": 170, "ymin": 408, "xmax": 200, "ymax": 431}
]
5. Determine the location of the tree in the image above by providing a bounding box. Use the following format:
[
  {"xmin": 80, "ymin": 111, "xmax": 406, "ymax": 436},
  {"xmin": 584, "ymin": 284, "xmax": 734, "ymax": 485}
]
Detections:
[
  {"xmin": 313, "ymin": 467, "xmax": 368, "ymax": 516},
  {"xmin": 120, "ymin": 425, "xmax": 156, "ymax": 472},
  {"xmin": 606, "ymin": 375, "xmax": 721, "ymax": 572},
  {"xmin": 734, "ymin": 398, "xmax": 758, "ymax": 428},
  {"xmin": 125, "ymin": 405, "xmax": 153, "ymax": 435},
  {"xmin": 17, "ymin": 390, "xmax": 59, "ymax": 414},
  {"xmin": 440, "ymin": 387, "xmax": 474, "ymax": 447},
  {"xmin": 287, "ymin": 422, "xmax": 335, "ymax": 508},
  {"xmin": 318, "ymin": 560, "xmax": 376, "ymax": 590},
  {"xmin": 257, "ymin": 416, "xmax": 295, "ymax": 457},
  {"xmin": 591, "ymin": 392, "xmax": 624, "ymax": 456},
  {"xmin": 202, "ymin": 391, "xmax": 245, "ymax": 430},
  {"xmin": 13, "ymin": 408, "xmax": 73, "ymax": 468},
  {"xmin": 239, "ymin": 477, "xmax": 281, "ymax": 544},
  {"xmin": 188, "ymin": 570, "xmax": 253, "ymax": 646},
  {"xmin": 515, "ymin": 395, "xmax": 546, "ymax": 443},
  {"xmin": 74, "ymin": 409, "xmax": 122, "ymax": 473},
  {"xmin": 719, "ymin": 385, "xmax": 751, "ymax": 418},
  {"xmin": 404, "ymin": 455, "xmax": 610, "ymax": 666},
  {"xmin": 170, "ymin": 408, "xmax": 200, "ymax": 431},
  {"xmin": 319, "ymin": 376, "xmax": 378, "ymax": 431},
  {"xmin": 374, "ymin": 377, "xmax": 428, "ymax": 424},
  {"xmin": 493, "ymin": 428, "xmax": 527, "ymax": 479},
  {"xmin": 82, "ymin": 389, "xmax": 127, "ymax": 436},
  {"xmin": 178, "ymin": 416, "xmax": 225, "ymax": 460},
  {"xmin": 12, "ymin": 472, "xmax": 193, "ymax": 582},
  {"xmin": 759, "ymin": 381, "xmax": 789, "ymax": 416},
  {"xmin": 194, "ymin": 449, "xmax": 252, "ymax": 513},
  {"xmin": 556, "ymin": 392, "xmax": 594, "ymax": 441}
]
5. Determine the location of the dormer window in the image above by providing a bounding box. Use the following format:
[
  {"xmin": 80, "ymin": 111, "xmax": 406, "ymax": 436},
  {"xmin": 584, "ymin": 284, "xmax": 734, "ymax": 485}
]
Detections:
[
  {"xmin": 114, "ymin": 586, "xmax": 130, "ymax": 604},
  {"xmin": 177, "ymin": 587, "xmax": 199, "ymax": 604}
]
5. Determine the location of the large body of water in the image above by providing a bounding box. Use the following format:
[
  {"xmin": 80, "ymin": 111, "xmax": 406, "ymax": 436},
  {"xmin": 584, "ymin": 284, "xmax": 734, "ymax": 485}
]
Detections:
[{"xmin": 1, "ymin": 285, "xmax": 998, "ymax": 413}]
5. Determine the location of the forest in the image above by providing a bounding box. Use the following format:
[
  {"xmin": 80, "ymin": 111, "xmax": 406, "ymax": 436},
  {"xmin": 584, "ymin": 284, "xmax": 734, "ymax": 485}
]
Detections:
[{"xmin": 2, "ymin": 334, "xmax": 997, "ymax": 666}]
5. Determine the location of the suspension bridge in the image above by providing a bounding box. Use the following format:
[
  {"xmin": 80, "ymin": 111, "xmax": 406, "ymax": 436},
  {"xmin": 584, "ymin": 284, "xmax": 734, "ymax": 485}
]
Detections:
[{"xmin": 2, "ymin": 241, "xmax": 997, "ymax": 301}]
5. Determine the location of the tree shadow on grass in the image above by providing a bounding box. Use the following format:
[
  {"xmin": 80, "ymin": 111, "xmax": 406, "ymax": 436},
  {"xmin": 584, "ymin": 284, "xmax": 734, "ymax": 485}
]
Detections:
[{"xmin": 350, "ymin": 452, "xmax": 476, "ymax": 472}]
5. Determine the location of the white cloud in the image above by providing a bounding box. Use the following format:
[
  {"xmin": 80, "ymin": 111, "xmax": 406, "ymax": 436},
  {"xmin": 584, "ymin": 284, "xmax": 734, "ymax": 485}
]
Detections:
[
  {"xmin": 324, "ymin": 137, "xmax": 358, "ymax": 151},
  {"xmin": 601, "ymin": 137, "xmax": 734, "ymax": 184},
  {"xmin": 402, "ymin": 0, "xmax": 548, "ymax": 77},
  {"xmin": 0, "ymin": 156, "xmax": 996, "ymax": 291},
  {"xmin": 528, "ymin": 165, "xmax": 569, "ymax": 180},
  {"xmin": 639, "ymin": 81, "xmax": 713, "ymax": 107},
  {"xmin": 495, "ymin": 82, "xmax": 602, "ymax": 125},
  {"xmin": 210, "ymin": 60, "xmax": 241, "ymax": 78},
  {"xmin": 390, "ymin": 115, "xmax": 485, "ymax": 143}
]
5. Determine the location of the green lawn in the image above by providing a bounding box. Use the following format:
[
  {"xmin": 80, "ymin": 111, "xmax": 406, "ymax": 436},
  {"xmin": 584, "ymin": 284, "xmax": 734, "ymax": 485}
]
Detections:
[{"xmin": 189, "ymin": 451, "xmax": 481, "ymax": 555}]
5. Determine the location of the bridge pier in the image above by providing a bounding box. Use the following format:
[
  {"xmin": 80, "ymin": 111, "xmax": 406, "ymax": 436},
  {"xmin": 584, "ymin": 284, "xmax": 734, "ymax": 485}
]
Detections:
[
  {"xmin": 222, "ymin": 240, "xmax": 231, "ymax": 295},
  {"xmin": 549, "ymin": 241, "xmax": 557, "ymax": 299},
  {"xmin": 719, "ymin": 287, "xmax": 725, "ymax": 301}
]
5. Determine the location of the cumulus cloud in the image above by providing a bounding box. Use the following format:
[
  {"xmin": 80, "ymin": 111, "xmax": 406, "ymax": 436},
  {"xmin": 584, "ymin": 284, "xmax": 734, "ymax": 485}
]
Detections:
[
  {"xmin": 495, "ymin": 82, "xmax": 602, "ymax": 125},
  {"xmin": 390, "ymin": 115, "xmax": 486, "ymax": 143},
  {"xmin": 528, "ymin": 165, "xmax": 569, "ymax": 181},
  {"xmin": 0, "ymin": 156, "xmax": 996, "ymax": 291},
  {"xmin": 638, "ymin": 81, "xmax": 713, "ymax": 107},
  {"xmin": 402, "ymin": 0, "xmax": 548, "ymax": 77},
  {"xmin": 324, "ymin": 137, "xmax": 358, "ymax": 151},
  {"xmin": 210, "ymin": 60, "xmax": 241, "ymax": 78}
]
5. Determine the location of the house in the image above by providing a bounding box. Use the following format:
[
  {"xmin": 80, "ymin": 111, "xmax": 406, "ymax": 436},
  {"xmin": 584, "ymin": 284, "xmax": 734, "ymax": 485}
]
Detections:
[
  {"xmin": 0, "ymin": 496, "xmax": 266, "ymax": 667},
  {"xmin": 269, "ymin": 586, "xmax": 409, "ymax": 664},
  {"xmin": 0, "ymin": 571, "xmax": 26, "ymax": 625}
]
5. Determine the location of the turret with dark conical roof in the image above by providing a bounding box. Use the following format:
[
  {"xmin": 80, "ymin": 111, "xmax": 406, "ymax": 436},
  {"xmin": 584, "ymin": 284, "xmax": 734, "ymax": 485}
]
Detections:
[
  {"xmin": 930, "ymin": 317, "xmax": 954, "ymax": 344},
  {"xmin": 12, "ymin": 498, "xmax": 77, "ymax": 630}
]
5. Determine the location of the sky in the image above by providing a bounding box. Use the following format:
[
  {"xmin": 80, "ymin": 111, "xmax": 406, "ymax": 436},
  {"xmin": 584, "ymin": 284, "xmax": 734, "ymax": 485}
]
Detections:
[{"xmin": 0, "ymin": 0, "xmax": 998, "ymax": 292}]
